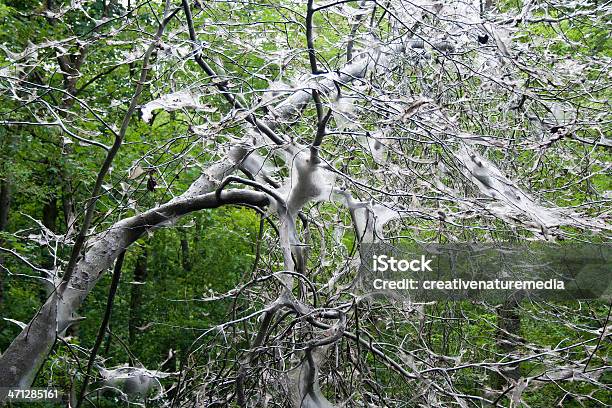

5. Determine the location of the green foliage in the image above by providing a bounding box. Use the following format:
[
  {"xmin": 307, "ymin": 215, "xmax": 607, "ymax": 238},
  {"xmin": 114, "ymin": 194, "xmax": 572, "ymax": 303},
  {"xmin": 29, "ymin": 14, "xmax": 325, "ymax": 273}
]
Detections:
[{"xmin": 0, "ymin": 0, "xmax": 609, "ymax": 406}]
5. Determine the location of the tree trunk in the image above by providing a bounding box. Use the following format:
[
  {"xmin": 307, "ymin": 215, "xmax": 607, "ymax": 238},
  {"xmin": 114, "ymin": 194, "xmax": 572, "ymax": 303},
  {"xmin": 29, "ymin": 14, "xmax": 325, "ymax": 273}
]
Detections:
[
  {"xmin": 180, "ymin": 234, "xmax": 191, "ymax": 271},
  {"xmin": 42, "ymin": 196, "xmax": 58, "ymax": 233},
  {"xmin": 129, "ymin": 246, "xmax": 148, "ymax": 346},
  {"xmin": 492, "ymin": 296, "xmax": 521, "ymax": 389}
]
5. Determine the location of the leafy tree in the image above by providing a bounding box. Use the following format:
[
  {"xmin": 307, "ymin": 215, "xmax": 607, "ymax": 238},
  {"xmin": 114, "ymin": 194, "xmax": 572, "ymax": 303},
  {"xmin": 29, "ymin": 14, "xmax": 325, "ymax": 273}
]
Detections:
[{"xmin": 0, "ymin": 0, "xmax": 609, "ymax": 406}]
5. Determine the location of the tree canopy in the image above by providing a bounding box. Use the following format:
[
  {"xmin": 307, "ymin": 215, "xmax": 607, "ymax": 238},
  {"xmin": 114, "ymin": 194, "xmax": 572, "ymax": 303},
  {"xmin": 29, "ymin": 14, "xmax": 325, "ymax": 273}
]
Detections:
[{"xmin": 0, "ymin": 0, "xmax": 610, "ymax": 406}]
